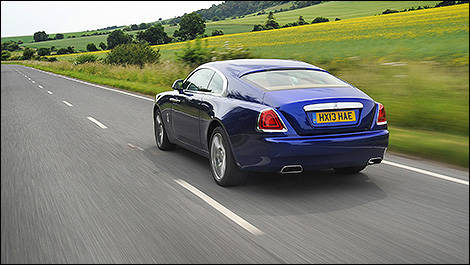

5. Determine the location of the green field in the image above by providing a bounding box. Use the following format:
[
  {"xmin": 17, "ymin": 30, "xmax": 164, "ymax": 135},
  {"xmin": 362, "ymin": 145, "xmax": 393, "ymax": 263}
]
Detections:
[{"xmin": 2, "ymin": 1, "xmax": 440, "ymax": 51}]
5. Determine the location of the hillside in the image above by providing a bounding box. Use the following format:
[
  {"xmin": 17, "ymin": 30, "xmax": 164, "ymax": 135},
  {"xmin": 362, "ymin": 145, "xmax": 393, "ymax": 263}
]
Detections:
[{"xmin": 2, "ymin": 1, "xmax": 440, "ymax": 51}]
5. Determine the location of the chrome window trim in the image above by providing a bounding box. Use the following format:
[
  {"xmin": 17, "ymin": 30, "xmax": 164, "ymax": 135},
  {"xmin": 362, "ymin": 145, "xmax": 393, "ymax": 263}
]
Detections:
[
  {"xmin": 303, "ymin": 102, "xmax": 363, "ymax": 112},
  {"xmin": 182, "ymin": 66, "xmax": 228, "ymax": 97},
  {"xmin": 256, "ymin": 108, "xmax": 288, "ymax": 133}
]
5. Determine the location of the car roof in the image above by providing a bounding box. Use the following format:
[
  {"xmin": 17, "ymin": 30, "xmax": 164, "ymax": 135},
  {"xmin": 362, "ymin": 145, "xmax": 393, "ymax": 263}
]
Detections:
[{"xmin": 200, "ymin": 59, "xmax": 326, "ymax": 78}]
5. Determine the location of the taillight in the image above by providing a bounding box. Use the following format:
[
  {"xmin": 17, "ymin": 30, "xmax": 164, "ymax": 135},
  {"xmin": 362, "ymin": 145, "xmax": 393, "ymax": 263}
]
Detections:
[
  {"xmin": 258, "ymin": 109, "xmax": 286, "ymax": 132},
  {"xmin": 377, "ymin": 103, "xmax": 387, "ymax": 125}
]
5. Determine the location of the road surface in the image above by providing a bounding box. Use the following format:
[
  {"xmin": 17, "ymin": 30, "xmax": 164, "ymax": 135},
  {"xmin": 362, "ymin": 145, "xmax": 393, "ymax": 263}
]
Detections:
[{"xmin": 1, "ymin": 64, "xmax": 468, "ymax": 263}]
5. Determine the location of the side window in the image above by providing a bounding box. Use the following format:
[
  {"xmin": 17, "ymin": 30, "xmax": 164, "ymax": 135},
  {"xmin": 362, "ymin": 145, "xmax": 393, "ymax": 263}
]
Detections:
[
  {"xmin": 207, "ymin": 72, "xmax": 224, "ymax": 94},
  {"xmin": 183, "ymin": 69, "xmax": 214, "ymax": 91}
]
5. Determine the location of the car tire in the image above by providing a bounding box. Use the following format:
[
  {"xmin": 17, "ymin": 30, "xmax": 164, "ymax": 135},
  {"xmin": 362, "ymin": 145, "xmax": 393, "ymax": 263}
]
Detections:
[
  {"xmin": 154, "ymin": 109, "xmax": 174, "ymax": 150},
  {"xmin": 334, "ymin": 165, "xmax": 367, "ymax": 174},
  {"xmin": 209, "ymin": 127, "xmax": 246, "ymax": 186}
]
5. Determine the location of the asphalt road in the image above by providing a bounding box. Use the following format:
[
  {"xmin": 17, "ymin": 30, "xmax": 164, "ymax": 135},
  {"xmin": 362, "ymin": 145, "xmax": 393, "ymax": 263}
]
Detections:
[{"xmin": 1, "ymin": 64, "xmax": 469, "ymax": 263}]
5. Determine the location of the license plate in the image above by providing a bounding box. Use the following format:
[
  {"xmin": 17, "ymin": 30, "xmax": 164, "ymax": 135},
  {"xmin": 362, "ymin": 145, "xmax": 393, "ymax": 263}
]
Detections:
[{"xmin": 315, "ymin": 110, "xmax": 356, "ymax": 123}]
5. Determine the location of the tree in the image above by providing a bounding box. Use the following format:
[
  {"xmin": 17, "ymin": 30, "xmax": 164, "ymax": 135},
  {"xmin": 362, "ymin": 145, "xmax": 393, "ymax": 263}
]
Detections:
[
  {"xmin": 33, "ymin": 31, "xmax": 48, "ymax": 42},
  {"xmin": 37, "ymin": 48, "xmax": 51, "ymax": 56},
  {"xmin": 264, "ymin": 11, "xmax": 279, "ymax": 29},
  {"xmin": 107, "ymin": 30, "xmax": 132, "ymax": 49},
  {"xmin": 104, "ymin": 43, "xmax": 160, "ymax": 68},
  {"xmin": 86, "ymin": 43, "xmax": 98, "ymax": 51},
  {"xmin": 22, "ymin": 48, "xmax": 35, "ymax": 60},
  {"xmin": 99, "ymin": 42, "xmax": 107, "ymax": 50},
  {"xmin": 55, "ymin": 33, "xmax": 64, "ymax": 39},
  {"xmin": 139, "ymin": 23, "xmax": 149, "ymax": 30},
  {"xmin": 335, "ymin": 18, "xmax": 341, "ymax": 21},
  {"xmin": 298, "ymin": 16, "xmax": 308, "ymax": 25},
  {"xmin": 136, "ymin": 24, "xmax": 171, "ymax": 45},
  {"xmin": 311, "ymin": 17, "xmax": 329, "ymax": 24},
  {"xmin": 130, "ymin": 24, "xmax": 139, "ymax": 30},
  {"xmin": 211, "ymin": 29, "xmax": 224, "ymax": 36},
  {"xmin": 173, "ymin": 12, "xmax": 206, "ymax": 41},
  {"xmin": 66, "ymin": 46, "xmax": 75, "ymax": 53}
]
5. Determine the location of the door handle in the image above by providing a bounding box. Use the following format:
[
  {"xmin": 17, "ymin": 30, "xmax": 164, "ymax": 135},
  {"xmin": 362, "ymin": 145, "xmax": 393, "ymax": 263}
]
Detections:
[{"xmin": 169, "ymin": 98, "xmax": 181, "ymax": 103}]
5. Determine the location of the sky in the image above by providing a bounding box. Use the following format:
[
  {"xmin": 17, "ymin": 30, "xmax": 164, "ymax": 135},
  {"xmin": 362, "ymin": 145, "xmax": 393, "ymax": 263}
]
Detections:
[{"xmin": 1, "ymin": 1, "xmax": 223, "ymax": 37}]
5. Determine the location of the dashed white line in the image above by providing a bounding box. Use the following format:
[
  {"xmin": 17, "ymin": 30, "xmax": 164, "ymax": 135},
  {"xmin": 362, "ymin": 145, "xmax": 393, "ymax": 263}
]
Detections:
[
  {"xmin": 382, "ymin": 160, "xmax": 469, "ymax": 185},
  {"xmin": 127, "ymin": 143, "xmax": 144, "ymax": 151},
  {"xmin": 62, "ymin": 100, "xmax": 73, "ymax": 107},
  {"xmin": 38, "ymin": 85, "xmax": 43, "ymax": 89},
  {"xmin": 174, "ymin": 179, "xmax": 264, "ymax": 236},
  {"xmin": 87, "ymin": 116, "xmax": 107, "ymax": 129},
  {"xmin": 47, "ymin": 90, "xmax": 53, "ymax": 95},
  {"xmin": 31, "ymin": 80, "xmax": 36, "ymax": 83}
]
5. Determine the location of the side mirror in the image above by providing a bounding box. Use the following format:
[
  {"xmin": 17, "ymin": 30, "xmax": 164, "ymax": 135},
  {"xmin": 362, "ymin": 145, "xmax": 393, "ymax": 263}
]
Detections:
[{"xmin": 172, "ymin": 79, "xmax": 183, "ymax": 91}]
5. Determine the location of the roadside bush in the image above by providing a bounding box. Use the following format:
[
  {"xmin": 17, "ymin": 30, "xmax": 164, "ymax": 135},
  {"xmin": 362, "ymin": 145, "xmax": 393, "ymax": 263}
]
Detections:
[
  {"xmin": 47, "ymin": 57, "xmax": 58, "ymax": 62},
  {"xmin": 74, "ymin": 54, "xmax": 98, "ymax": 65},
  {"xmin": 1, "ymin": 50, "xmax": 11, "ymax": 60},
  {"xmin": 104, "ymin": 43, "xmax": 160, "ymax": 68},
  {"xmin": 311, "ymin": 17, "xmax": 329, "ymax": 24},
  {"xmin": 22, "ymin": 48, "xmax": 35, "ymax": 60}
]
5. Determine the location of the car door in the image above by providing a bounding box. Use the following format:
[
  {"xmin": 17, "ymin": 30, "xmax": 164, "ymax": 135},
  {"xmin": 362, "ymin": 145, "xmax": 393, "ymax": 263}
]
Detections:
[
  {"xmin": 199, "ymin": 70, "xmax": 227, "ymax": 153},
  {"xmin": 172, "ymin": 68, "xmax": 215, "ymax": 148}
]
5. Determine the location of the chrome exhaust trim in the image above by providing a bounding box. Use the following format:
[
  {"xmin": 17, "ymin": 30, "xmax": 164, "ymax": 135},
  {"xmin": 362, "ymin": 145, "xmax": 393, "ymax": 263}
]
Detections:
[
  {"xmin": 280, "ymin": 165, "xmax": 303, "ymax": 174},
  {"xmin": 368, "ymin": 157, "xmax": 383, "ymax": 165}
]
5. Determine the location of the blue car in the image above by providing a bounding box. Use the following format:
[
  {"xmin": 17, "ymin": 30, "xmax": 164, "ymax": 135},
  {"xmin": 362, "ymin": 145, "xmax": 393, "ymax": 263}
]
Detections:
[{"xmin": 153, "ymin": 59, "xmax": 388, "ymax": 186}]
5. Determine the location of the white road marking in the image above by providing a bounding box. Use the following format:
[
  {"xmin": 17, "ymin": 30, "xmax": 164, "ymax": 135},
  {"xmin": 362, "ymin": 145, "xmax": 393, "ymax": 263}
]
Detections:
[
  {"xmin": 29, "ymin": 67, "xmax": 153, "ymax": 102},
  {"xmin": 47, "ymin": 90, "xmax": 53, "ymax": 95},
  {"xmin": 174, "ymin": 179, "xmax": 264, "ymax": 236},
  {"xmin": 87, "ymin": 116, "xmax": 107, "ymax": 129},
  {"xmin": 382, "ymin": 160, "xmax": 469, "ymax": 185},
  {"xmin": 127, "ymin": 143, "xmax": 144, "ymax": 151},
  {"xmin": 62, "ymin": 100, "xmax": 73, "ymax": 107},
  {"xmin": 38, "ymin": 85, "xmax": 43, "ymax": 89},
  {"xmin": 31, "ymin": 80, "xmax": 35, "ymax": 83}
]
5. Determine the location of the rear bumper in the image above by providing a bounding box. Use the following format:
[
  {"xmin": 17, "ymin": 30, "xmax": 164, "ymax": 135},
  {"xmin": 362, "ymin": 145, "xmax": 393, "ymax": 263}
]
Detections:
[{"xmin": 230, "ymin": 130, "xmax": 389, "ymax": 172}]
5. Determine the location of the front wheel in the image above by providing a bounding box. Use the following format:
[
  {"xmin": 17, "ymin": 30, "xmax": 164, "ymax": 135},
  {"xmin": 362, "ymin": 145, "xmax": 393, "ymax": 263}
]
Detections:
[
  {"xmin": 154, "ymin": 110, "xmax": 174, "ymax": 150},
  {"xmin": 209, "ymin": 127, "xmax": 246, "ymax": 186}
]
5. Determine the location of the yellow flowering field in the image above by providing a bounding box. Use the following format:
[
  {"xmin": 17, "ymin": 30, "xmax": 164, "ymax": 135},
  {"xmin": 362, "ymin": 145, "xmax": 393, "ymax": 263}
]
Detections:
[{"xmin": 53, "ymin": 4, "xmax": 468, "ymax": 63}]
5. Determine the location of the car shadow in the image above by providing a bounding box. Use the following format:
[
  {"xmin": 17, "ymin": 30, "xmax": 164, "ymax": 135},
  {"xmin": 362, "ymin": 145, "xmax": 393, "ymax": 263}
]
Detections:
[{"xmin": 144, "ymin": 146, "xmax": 387, "ymax": 216}]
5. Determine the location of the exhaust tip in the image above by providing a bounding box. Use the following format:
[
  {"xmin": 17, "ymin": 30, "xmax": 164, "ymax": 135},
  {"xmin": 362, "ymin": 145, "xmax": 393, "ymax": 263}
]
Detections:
[
  {"xmin": 281, "ymin": 165, "xmax": 303, "ymax": 174},
  {"xmin": 368, "ymin": 157, "xmax": 382, "ymax": 165}
]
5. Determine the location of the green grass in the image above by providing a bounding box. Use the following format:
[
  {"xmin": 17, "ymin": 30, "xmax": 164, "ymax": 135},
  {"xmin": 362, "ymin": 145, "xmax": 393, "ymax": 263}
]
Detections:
[
  {"xmin": 2, "ymin": 1, "xmax": 440, "ymax": 51},
  {"xmin": 209, "ymin": 1, "xmax": 440, "ymax": 26},
  {"xmin": 388, "ymin": 127, "xmax": 468, "ymax": 168}
]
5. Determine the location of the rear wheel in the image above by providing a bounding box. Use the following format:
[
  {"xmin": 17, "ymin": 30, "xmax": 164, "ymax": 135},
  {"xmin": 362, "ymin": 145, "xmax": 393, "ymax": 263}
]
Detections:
[
  {"xmin": 209, "ymin": 127, "xmax": 246, "ymax": 186},
  {"xmin": 154, "ymin": 110, "xmax": 174, "ymax": 150},
  {"xmin": 334, "ymin": 165, "xmax": 367, "ymax": 174}
]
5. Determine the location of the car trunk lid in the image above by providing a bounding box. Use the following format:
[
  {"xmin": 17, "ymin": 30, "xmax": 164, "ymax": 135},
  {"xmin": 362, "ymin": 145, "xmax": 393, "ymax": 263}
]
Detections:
[{"xmin": 262, "ymin": 86, "xmax": 377, "ymax": 135}]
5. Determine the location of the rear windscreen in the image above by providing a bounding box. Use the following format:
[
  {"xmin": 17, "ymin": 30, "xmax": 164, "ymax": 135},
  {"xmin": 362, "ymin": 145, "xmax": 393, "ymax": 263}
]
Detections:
[{"xmin": 241, "ymin": 69, "xmax": 350, "ymax": 90}]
